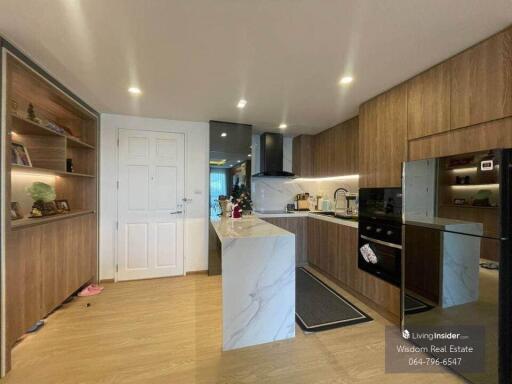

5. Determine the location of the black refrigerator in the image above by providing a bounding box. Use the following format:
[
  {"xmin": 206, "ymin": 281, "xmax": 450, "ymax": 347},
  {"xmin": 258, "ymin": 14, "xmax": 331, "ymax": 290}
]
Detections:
[{"xmin": 402, "ymin": 148, "xmax": 511, "ymax": 384}]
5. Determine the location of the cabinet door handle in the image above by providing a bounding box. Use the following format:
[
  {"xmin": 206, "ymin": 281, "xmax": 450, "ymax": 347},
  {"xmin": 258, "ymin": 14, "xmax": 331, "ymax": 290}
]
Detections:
[{"xmin": 170, "ymin": 211, "xmax": 183, "ymax": 215}]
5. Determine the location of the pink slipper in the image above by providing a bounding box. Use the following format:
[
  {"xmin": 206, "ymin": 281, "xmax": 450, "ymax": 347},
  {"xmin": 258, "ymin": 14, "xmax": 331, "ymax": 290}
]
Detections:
[
  {"xmin": 78, "ymin": 284, "xmax": 104, "ymax": 297},
  {"xmin": 90, "ymin": 284, "xmax": 104, "ymax": 291}
]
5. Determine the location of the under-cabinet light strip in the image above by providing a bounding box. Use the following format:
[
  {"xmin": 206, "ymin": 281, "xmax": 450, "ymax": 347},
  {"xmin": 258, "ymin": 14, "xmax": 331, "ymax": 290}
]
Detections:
[
  {"xmin": 291, "ymin": 174, "xmax": 359, "ymax": 182},
  {"xmin": 450, "ymin": 184, "xmax": 499, "ymax": 189}
]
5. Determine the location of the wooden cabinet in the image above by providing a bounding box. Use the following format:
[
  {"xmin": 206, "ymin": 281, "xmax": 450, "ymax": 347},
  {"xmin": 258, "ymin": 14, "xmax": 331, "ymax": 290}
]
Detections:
[
  {"xmin": 334, "ymin": 117, "xmax": 359, "ymax": 175},
  {"xmin": 3, "ymin": 50, "xmax": 99, "ymax": 372},
  {"xmin": 451, "ymin": 27, "xmax": 512, "ymax": 129},
  {"xmin": 359, "ymin": 84, "xmax": 408, "ymax": 188},
  {"xmin": 293, "ymin": 117, "xmax": 358, "ymax": 178},
  {"xmin": 307, "ymin": 217, "xmax": 337, "ymax": 274},
  {"xmin": 7, "ymin": 213, "xmax": 96, "ymax": 349},
  {"xmin": 307, "ymin": 217, "xmax": 400, "ymax": 320},
  {"xmin": 312, "ymin": 128, "xmax": 335, "ymax": 177},
  {"xmin": 292, "ymin": 134, "xmax": 313, "ymax": 177},
  {"xmin": 407, "ymin": 62, "xmax": 451, "ymax": 139},
  {"xmin": 262, "ymin": 217, "xmax": 308, "ymax": 266}
]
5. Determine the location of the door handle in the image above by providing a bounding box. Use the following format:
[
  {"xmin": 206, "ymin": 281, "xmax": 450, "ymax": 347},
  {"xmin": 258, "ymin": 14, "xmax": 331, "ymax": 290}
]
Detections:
[
  {"xmin": 360, "ymin": 235, "xmax": 402, "ymax": 249},
  {"xmin": 170, "ymin": 211, "xmax": 183, "ymax": 215}
]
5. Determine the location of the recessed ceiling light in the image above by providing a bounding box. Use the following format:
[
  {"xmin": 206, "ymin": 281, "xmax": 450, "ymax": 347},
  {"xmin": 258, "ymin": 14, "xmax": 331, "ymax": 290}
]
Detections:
[
  {"xmin": 237, "ymin": 160, "xmax": 241, "ymax": 163},
  {"xmin": 221, "ymin": 132, "xmax": 227, "ymax": 137},
  {"xmin": 279, "ymin": 123, "xmax": 287, "ymax": 129},
  {"xmin": 339, "ymin": 76, "xmax": 353, "ymax": 85},
  {"xmin": 128, "ymin": 87, "xmax": 142, "ymax": 94},
  {"xmin": 248, "ymin": 154, "xmax": 252, "ymax": 157},
  {"xmin": 237, "ymin": 99, "xmax": 247, "ymax": 109}
]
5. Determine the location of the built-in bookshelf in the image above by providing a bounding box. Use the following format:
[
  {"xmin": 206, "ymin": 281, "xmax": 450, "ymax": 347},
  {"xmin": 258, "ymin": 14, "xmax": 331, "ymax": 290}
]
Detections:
[{"xmin": 3, "ymin": 49, "xmax": 99, "ymax": 372}]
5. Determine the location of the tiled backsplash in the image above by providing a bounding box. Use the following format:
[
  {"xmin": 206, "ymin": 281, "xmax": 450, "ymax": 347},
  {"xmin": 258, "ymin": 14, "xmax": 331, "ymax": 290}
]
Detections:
[{"xmin": 251, "ymin": 177, "xmax": 359, "ymax": 212}]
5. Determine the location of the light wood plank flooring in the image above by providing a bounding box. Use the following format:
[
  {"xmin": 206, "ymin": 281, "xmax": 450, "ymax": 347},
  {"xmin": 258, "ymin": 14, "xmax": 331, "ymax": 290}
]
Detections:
[{"xmin": 1, "ymin": 268, "xmax": 465, "ymax": 384}]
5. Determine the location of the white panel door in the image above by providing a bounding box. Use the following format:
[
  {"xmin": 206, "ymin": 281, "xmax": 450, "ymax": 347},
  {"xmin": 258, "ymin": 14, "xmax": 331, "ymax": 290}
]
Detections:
[{"xmin": 117, "ymin": 129, "xmax": 185, "ymax": 281}]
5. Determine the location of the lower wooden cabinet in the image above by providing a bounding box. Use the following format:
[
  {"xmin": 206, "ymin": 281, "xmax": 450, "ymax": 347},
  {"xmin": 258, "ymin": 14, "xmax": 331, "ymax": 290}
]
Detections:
[
  {"xmin": 307, "ymin": 217, "xmax": 400, "ymax": 320},
  {"xmin": 6, "ymin": 213, "xmax": 97, "ymax": 349},
  {"xmin": 261, "ymin": 217, "xmax": 307, "ymax": 265}
]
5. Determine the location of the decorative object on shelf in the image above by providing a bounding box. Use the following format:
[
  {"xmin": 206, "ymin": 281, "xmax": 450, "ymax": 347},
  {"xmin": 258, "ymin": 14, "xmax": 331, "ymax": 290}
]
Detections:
[
  {"xmin": 26, "ymin": 182, "xmax": 58, "ymax": 217},
  {"xmin": 448, "ymin": 156, "xmax": 474, "ymax": 168},
  {"xmin": 472, "ymin": 189, "xmax": 492, "ymax": 207},
  {"xmin": 10, "ymin": 142, "xmax": 32, "ymax": 166},
  {"xmin": 232, "ymin": 200, "xmax": 242, "ymax": 219},
  {"xmin": 66, "ymin": 158, "xmax": 74, "ymax": 173},
  {"xmin": 10, "ymin": 202, "xmax": 23, "ymax": 220},
  {"xmin": 45, "ymin": 120, "xmax": 66, "ymax": 135},
  {"xmin": 27, "ymin": 103, "xmax": 36, "ymax": 120},
  {"xmin": 55, "ymin": 199, "xmax": 70, "ymax": 213},
  {"xmin": 453, "ymin": 198, "xmax": 466, "ymax": 206},
  {"xmin": 231, "ymin": 182, "xmax": 252, "ymax": 214},
  {"xmin": 10, "ymin": 99, "xmax": 18, "ymax": 116},
  {"xmin": 455, "ymin": 175, "xmax": 471, "ymax": 185}
]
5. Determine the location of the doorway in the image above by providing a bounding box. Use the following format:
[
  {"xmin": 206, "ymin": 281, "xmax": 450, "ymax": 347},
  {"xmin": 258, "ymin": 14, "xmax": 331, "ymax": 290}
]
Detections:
[{"xmin": 116, "ymin": 129, "xmax": 185, "ymax": 281}]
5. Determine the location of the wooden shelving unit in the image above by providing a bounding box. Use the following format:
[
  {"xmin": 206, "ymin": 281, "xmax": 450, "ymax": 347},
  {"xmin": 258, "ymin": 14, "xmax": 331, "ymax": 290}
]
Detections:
[
  {"xmin": 11, "ymin": 209, "xmax": 95, "ymax": 230},
  {"xmin": 11, "ymin": 164, "xmax": 95, "ymax": 178},
  {"xmin": 3, "ymin": 49, "xmax": 99, "ymax": 372}
]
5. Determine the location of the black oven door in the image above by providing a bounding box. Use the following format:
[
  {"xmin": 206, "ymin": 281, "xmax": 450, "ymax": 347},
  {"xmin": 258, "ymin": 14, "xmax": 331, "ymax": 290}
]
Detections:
[{"xmin": 358, "ymin": 233, "xmax": 401, "ymax": 286}]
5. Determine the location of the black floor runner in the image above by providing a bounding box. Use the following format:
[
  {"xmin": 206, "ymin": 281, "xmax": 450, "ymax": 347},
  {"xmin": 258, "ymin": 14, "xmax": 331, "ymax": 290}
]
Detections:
[{"xmin": 296, "ymin": 267, "xmax": 372, "ymax": 332}]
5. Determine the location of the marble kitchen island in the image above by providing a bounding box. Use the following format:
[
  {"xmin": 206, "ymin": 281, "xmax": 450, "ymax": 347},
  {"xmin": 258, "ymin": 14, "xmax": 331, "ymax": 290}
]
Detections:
[{"xmin": 210, "ymin": 215, "xmax": 295, "ymax": 351}]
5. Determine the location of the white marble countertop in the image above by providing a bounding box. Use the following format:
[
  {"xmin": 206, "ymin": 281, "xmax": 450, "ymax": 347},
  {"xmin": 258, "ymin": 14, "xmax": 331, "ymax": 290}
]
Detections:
[
  {"xmin": 404, "ymin": 215, "xmax": 483, "ymax": 235},
  {"xmin": 254, "ymin": 211, "xmax": 359, "ymax": 229},
  {"xmin": 210, "ymin": 215, "xmax": 293, "ymax": 242}
]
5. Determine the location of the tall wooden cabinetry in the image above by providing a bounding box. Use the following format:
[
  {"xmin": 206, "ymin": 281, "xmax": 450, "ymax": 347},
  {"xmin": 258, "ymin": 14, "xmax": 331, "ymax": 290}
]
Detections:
[
  {"xmin": 408, "ymin": 25, "xmax": 512, "ymax": 160},
  {"xmin": 359, "ymin": 84, "xmax": 407, "ymax": 188},
  {"xmin": 292, "ymin": 116, "xmax": 358, "ymax": 178},
  {"xmin": 450, "ymin": 27, "xmax": 512, "ymax": 129},
  {"xmin": 407, "ymin": 62, "xmax": 451, "ymax": 140},
  {"xmin": 2, "ymin": 47, "xmax": 99, "ymax": 372}
]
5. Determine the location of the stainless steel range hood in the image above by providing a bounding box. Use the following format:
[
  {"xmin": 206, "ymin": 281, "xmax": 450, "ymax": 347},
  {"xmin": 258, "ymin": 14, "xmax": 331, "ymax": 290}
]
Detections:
[{"xmin": 252, "ymin": 132, "xmax": 296, "ymax": 177}]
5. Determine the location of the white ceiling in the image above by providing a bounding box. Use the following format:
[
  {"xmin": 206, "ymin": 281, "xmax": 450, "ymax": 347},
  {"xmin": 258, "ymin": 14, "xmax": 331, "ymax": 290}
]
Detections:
[{"xmin": 1, "ymin": 1, "xmax": 512, "ymax": 135}]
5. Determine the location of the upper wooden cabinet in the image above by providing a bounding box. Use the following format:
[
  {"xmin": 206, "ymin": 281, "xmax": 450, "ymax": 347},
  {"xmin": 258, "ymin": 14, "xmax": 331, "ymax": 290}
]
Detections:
[
  {"xmin": 407, "ymin": 62, "xmax": 451, "ymax": 139},
  {"xmin": 312, "ymin": 127, "xmax": 335, "ymax": 176},
  {"xmin": 293, "ymin": 117, "xmax": 358, "ymax": 177},
  {"xmin": 359, "ymin": 84, "xmax": 408, "ymax": 188},
  {"xmin": 334, "ymin": 117, "xmax": 358, "ymax": 175},
  {"xmin": 450, "ymin": 27, "xmax": 512, "ymax": 129},
  {"xmin": 292, "ymin": 134, "xmax": 313, "ymax": 177}
]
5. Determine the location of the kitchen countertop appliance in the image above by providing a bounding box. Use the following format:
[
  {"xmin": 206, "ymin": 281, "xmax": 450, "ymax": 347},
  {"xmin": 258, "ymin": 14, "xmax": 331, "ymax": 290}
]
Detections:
[
  {"xmin": 334, "ymin": 188, "xmax": 358, "ymax": 219},
  {"xmin": 402, "ymin": 149, "xmax": 512, "ymax": 384}
]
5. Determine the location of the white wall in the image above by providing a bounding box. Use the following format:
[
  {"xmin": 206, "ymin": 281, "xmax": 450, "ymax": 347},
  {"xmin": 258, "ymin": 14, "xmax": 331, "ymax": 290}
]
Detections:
[{"xmin": 100, "ymin": 113, "xmax": 209, "ymax": 280}]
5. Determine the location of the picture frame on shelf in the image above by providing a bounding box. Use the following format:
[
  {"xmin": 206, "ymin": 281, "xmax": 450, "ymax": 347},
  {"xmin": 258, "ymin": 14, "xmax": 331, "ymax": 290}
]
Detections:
[
  {"xmin": 55, "ymin": 199, "xmax": 70, "ymax": 213},
  {"xmin": 11, "ymin": 142, "xmax": 32, "ymax": 167},
  {"xmin": 10, "ymin": 202, "xmax": 23, "ymax": 220}
]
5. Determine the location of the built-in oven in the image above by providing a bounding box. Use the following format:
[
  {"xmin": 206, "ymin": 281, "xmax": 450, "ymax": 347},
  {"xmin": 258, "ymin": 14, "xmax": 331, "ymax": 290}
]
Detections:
[{"xmin": 358, "ymin": 188, "xmax": 403, "ymax": 286}]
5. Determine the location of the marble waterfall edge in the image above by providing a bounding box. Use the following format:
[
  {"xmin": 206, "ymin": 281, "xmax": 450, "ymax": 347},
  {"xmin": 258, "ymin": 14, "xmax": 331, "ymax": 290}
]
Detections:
[{"xmin": 222, "ymin": 234, "xmax": 295, "ymax": 350}]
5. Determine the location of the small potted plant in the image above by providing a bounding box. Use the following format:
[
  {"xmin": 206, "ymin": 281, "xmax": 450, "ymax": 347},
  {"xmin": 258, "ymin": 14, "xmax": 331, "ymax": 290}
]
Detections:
[{"xmin": 26, "ymin": 182, "xmax": 57, "ymax": 217}]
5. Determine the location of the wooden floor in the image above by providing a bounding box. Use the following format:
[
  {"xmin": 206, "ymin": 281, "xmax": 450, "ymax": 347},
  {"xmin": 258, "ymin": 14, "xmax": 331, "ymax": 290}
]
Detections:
[{"xmin": 1, "ymin": 268, "xmax": 465, "ymax": 384}]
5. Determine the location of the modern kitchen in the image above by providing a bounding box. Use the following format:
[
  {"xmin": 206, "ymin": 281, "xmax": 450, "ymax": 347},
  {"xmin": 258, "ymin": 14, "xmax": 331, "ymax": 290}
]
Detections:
[
  {"xmin": 207, "ymin": 24, "xmax": 512, "ymax": 384},
  {"xmin": 1, "ymin": 2, "xmax": 512, "ymax": 384}
]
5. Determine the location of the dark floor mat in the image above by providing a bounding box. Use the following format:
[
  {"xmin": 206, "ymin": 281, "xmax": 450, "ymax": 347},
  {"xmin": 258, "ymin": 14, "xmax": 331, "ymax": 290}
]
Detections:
[
  {"xmin": 296, "ymin": 267, "xmax": 372, "ymax": 332},
  {"xmin": 404, "ymin": 294, "xmax": 432, "ymax": 314}
]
